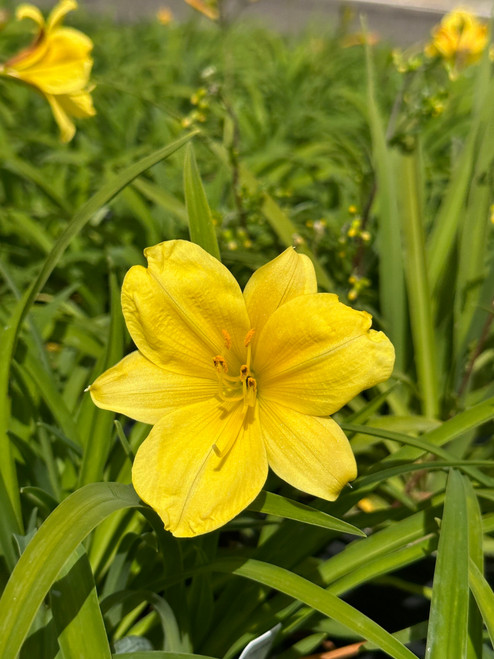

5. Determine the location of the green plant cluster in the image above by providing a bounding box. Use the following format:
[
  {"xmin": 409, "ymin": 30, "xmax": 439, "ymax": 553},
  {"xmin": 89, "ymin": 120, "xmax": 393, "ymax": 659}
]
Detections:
[{"xmin": 0, "ymin": 8, "xmax": 494, "ymax": 659}]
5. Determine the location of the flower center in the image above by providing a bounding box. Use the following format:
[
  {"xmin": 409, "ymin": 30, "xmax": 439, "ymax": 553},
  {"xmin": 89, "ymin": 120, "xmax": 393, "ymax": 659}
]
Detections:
[{"xmin": 213, "ymin": 328, "xmax": 257, "ymax": 411}]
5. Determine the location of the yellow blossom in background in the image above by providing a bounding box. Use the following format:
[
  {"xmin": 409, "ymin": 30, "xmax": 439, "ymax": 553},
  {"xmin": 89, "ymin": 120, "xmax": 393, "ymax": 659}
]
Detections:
[
  {"xmin": 156, "ymin": 7, "xmax": 173, "ymax": 25},
  {"xmin": 89, "ymin": 240, "xmax": 395, "ymax": 537},
  {"xmin": 0, "ymin": 0, "xmax": 95, "ymax": 142},
  {"xmin": 184, "ymin": 0, "xmax": 219, "ymax": 21},
  {"xmin": 425, "ymin": 8, "xmax": 488, "ymax": 77},
  {"xmin": 341, "ymin": 31, "xmax": 380, "ymax": 48}
]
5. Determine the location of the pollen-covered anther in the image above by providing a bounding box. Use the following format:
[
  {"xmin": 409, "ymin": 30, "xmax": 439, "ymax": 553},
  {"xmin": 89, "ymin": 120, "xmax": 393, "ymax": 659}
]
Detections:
[
  {"xmin": 213, "ymin": 355, "xmax": 228, "ymax": 373},
  {"xmin": 244, "ymin": 328, "xmax": 255, "ymax": 347},
  {"xmin": 222, "ymin": 329, "xmax": 232, "ymax": 350},
  {"xmin": 244, "ymin": 375, "xmax": 257, "ymax": 409},
  {"xmin": 239, "ymin": 365, "xmax": 249, "ymax": 381}
]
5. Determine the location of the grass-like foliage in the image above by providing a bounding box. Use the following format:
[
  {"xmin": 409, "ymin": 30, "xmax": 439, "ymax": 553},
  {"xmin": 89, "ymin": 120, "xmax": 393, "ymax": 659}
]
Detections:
[{"xmin": 0, "ymin": 5, "xmax": 493, "ymax": 658}]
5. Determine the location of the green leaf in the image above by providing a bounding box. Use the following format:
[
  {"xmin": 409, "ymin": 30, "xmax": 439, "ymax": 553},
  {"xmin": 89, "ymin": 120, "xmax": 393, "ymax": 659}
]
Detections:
[
  {"xmin": 133, "ymin": 178, "xmax": 187, "ymax": 224},
  {"xmin": 364, "ymin": 32, "xmax": 406, "ymax": 371},
  {"xmin": 1, "ymin": 155, "xmax": 71, "ymax": 213},
  {"xmin": 51, "ymin": 545, "xmax": 112, "ymax": 659},
  {"xmin": 212, "ymin": 557, "xmax": 416, "ymax": 659},
  {"xmin": 183, "ymin": 143, "xmax": 221, "ymax": 260},
  {"xmin": 425, "ymin": 470, "xmax": 469, "ymax": 659},
  {"xmin": 0, "ymin": 468, "xmax": 20, "ymax": 571},
  {"xmin": 79, "ymin": 269, "xmax": 124, "ymax": 486},
  {"xmin": 102, "ymin": 590, "xmax": 183, "ymax": 652},
  {"xmin": 397, "ymin": 151, "xmax": 438, "ymax": 418},
  {"xmin": 464, "ymin": 479, "xmax": 484, "ymax": 659},
  {"xmin": 379, "ymin": 396, "xmax": 494, "ymax": 467},
  {"xmin": 468, "ymin": 559, "xmax": 494, "ymax": 647},
  {"xmin": 248, "ymin": 491, "xmax": 366, "ymax": 537},
  {"xmin": 111, "ymin": 654, "xmax": 219, "ymax": 659},
  {"xmin": 428, "ymin": 72, "xmax": 494, "ymax": 291},
  {"xmin": 0, "ymin": 483, "xmax": 140, "ymax": 658},
  {"xmin": 342, "ymin": 422, "xmax": 494, "ymax": 488}
]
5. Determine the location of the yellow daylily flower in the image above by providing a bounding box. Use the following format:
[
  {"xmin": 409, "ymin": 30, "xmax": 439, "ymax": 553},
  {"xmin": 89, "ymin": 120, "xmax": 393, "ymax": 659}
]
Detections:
[
  {"xmin": 184, "ymin": 0, "xmax": 219, "ymax": 21},
  {"xmin": 156, "ymin": 7, "xmax": 174, "ymax": 25},
  {"xmin": 425, "ymin": 8, "xmax": 488, "ymax": 77},
  {"xmin": 0, "ymin": 0, "xmax": 95, "ymax": 142},
  {"xmin": 89, "ymin": 241, "xmax": 395, "ymax": 537}
]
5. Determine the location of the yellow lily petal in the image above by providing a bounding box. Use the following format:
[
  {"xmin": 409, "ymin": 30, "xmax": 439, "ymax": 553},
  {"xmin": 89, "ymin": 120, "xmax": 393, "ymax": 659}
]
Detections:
[
  {"xmin": 5, "ymin": 40, "xmax": 49, "ymax": 72},
  {"xmin": 243, "ymin": 247, "xmax": 317, "ymax": 357},
  {"xmin": 13, "ymin": 28, "xmax": 93, "ymax": 94},
  {"xmin": 45, "ymin": 93, "xmax": 76, "ymax": 142},
  {"xmin": 16, "ymin": 4, "xmax": 45, "ymax": 27},
  {"xmin": 122, "ymin": 240, "xmax": 250, "ymax": 378},
  {"xmin": 132, "ymin": 399, "xmax": 267, "ymax": 537},
  {"xmin": 184, "ymin": 0, "xmax": 219, "ymax": 20},
  {"xmin": 47, "ymin": 0, "xmax": 78, "ymax": 31},
  {"xmin": 256, "ymin": 294, "xmax": 395, "ymax": 416},
  {"xmin": 56, "ymin": 88, "xmax": 96, "ymax": 119},
  {"xmin": 259, "ymin": 399, "xmax": 357, "ymax": 500},
  {"xmin": 89, "ymin": 351, "xmax": 218, "ymax": 425}
]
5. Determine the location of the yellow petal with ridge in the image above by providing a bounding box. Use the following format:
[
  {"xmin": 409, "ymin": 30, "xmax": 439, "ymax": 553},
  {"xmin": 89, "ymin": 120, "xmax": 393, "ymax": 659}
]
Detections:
[
  {"xmin": 122, "ymin": 240, "xmax": 250, "ymax": 378},
  {"xmin": 260, "ymin": 399, "xmax": 357, "ymax": 500},
  {"xmin": 132, "ymin": 399, "xmax": 267, "ymax": 537},
  {"xmin": 256, "ymin": 293, "xmax": 395, "ymax": 416},
  {"xmin": 89, "ymin": 351, "xmax": 218, "ymax": 425},
  {"xmin": 243, "ymin": 247, "xmax": 316, "ymax": 357}
]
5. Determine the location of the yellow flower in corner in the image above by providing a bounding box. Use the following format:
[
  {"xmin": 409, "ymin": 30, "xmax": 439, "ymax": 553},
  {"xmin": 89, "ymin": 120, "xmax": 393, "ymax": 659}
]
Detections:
[
  {"xmin": 184, "ymin": 0, "xmax": 219, "ymax": 21},
  {"xmin": 425, "ymin": 8, "xmax": 488, "ymax": 76},
  {"xmin": 89, "ymin": 241, "xmax": 395, "ymax": 537},
  {"xmin": 0, "ymin": 0, "xmax": 95, "ymax": 142}
]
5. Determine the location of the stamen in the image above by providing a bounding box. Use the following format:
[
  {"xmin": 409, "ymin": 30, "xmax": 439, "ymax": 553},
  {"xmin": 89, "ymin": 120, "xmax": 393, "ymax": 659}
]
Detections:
[
  {"xmin": 243, "ymin": 376, "xmax": 257, "ymax": 410},
  {"xmin": 244, "ymin": 328, "xmax": 255, "ymax": 346},
  {"xmin": 239, "ymin": 365, "xmax": 249, "ymax": 381},
  {"xmin": 222, "ymin": 329, "xmax": 232, "ymax": 350},
  {"xmin": 213, "ymin": 355, "xmax": 228, "ymax": 373}
]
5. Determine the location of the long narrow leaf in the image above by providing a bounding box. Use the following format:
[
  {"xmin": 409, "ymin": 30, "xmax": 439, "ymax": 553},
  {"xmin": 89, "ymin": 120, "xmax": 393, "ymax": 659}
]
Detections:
[
  {"xmin": 51, "ymin": 545, "xmax": 112, "ymax": 659},
  {"xmin": 364, "ymin": 34, "xmax": 406, "ymax": 370},
  {"xmin": 469, "ymin": 559, "xmax": 494, "ymax": 647},
  {"xmin": 183, "ymin": 142, "xmax": 221, "ymax": 260},
  {"xmin": 213, "ymin": 557, "xmax": 416, "ymax": 659},
  {"xmin": 425, "ymin": 470, "xmax": 469, "ymax": 659},
  {"xmin": 0, "ymin": 483, "xmax": 140, "ymax": 658},
  {"xmin": 397, "ymin": 151, "xmax": 438, "ymax": 418},
  {"xmin": 464, "ymin": 479, "xmax": 484, "ymax": 658},
  {"xmin": 79, "ymin": 270, "xmax": 124, "ymax": 485},
  {"xmin": 248, "ymin": 490, "xmax": 366, "ymax": 537}
]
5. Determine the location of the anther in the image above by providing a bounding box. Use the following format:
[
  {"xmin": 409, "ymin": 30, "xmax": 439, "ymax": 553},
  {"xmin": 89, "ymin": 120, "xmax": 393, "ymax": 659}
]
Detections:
[
  {"xmin": 244, "ymin": 375, "xmax": 257, "ymax": 410},
  {"xmin": 222, "ymin": 329, "xmax": 232, "ymax": 350},
  {"xmin": 244, "ymin": 329, "xmax": 255, "ymax": 347},
  {"xmin": 240, "ymin": 365, "xmax": 249, "ymax": 381},
  {"xmin": 213, "ymin": 355, "xmax": 228, "ymax": 373}
]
